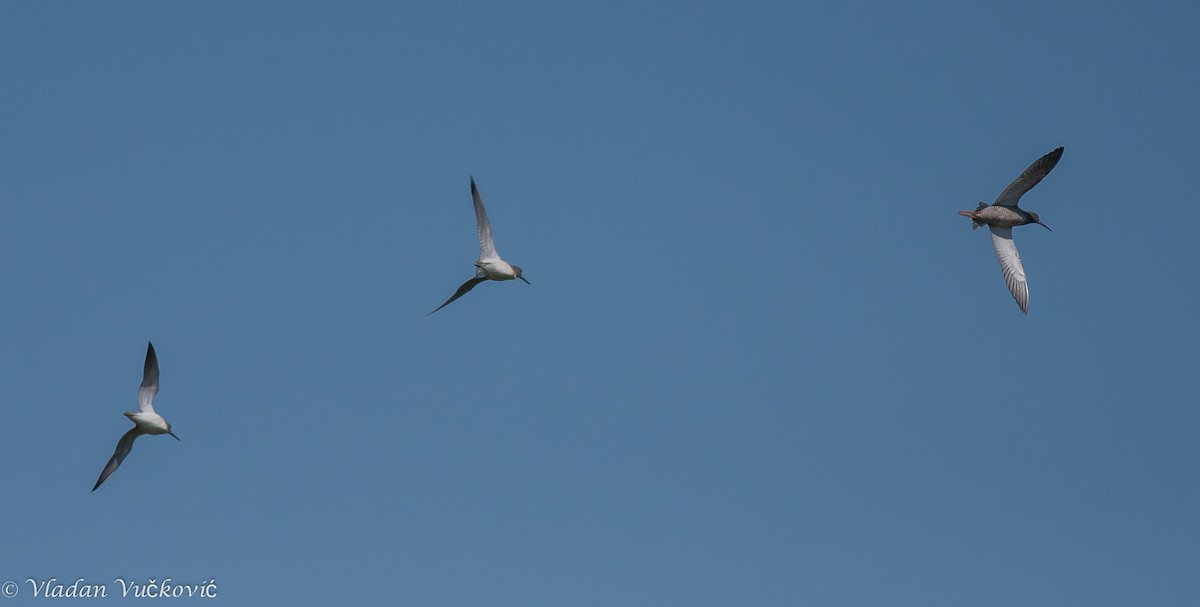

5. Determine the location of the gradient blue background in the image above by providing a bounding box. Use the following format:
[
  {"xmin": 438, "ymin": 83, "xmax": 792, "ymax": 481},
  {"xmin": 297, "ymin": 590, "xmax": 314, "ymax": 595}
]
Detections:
[{"xmin": 2, "ymin": 1, "xmax": 1198, "ymax": 604}]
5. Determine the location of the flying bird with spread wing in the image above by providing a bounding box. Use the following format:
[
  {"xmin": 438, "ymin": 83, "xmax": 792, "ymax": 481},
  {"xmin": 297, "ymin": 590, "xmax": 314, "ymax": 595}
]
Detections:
[
  {"xmin": 959, "ymin": 147, "xmax": 1063, "ymax": 314},
  {"xmin": 92, "ymin": 342, "xmax": 180, "ymax": 491},
  {"xmin": 429, "ymin": 178, "xmax": 530, "ymax": 314}
]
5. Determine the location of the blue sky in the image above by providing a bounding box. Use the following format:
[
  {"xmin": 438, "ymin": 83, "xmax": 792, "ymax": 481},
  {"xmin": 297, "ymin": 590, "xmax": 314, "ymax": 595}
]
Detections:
[{"xmin": 1, "ymin": 1, "xmax": 1198, "ymax": 604}]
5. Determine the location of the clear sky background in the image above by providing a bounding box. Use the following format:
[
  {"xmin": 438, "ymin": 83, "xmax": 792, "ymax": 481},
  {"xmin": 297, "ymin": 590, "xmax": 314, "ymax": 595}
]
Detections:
[{"xmin": 1, "ymin": 1, "xmax": 1198, "ymax": 605}]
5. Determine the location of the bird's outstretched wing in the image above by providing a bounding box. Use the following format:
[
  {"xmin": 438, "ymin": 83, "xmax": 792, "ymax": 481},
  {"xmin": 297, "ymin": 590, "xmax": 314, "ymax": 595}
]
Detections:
[
  {"xmin": 471, "ymin": 178, "xmax": 500, "ymax": 262},
  {"xmin": 989, "ymin": 226, "xmax": 1029, "ymax": 314},
  {"xmin": 92, "ymin": 427, "xmax": 142, "ymax": 492},
  {"xmin": 139, "ymin": 342, "xmax": 159, "ymax": 414},
  {"xmin": 428, "ymin": 276, "xmax": 489, "ymax": 315},
  {"xmin": 993, "ymin": 147, "xmax": 1063, "ymax": 208}
]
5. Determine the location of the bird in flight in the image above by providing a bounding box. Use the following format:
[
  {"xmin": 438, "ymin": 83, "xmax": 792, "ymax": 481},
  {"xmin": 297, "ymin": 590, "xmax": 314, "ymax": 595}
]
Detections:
[
  {"xmin": 92, "ymin": 342, "xmax": 180, "ymax": 492},
  {"xmin": 959, "ymin": 147, "xmax": 1062, "ymax": 314},
  {"xmin": 429, "ymin": 177, "xmax": 530, "ymax": 314}
]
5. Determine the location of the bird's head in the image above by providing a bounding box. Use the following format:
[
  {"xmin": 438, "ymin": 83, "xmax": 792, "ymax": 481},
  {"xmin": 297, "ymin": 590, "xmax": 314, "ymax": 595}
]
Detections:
[
  {"xmin": 1030, "ymin": 212, "xmax": 1051, "ymax": 231},
  {"xmin": 513, "ymin": 265, "xmax": 531, "ymax": 285},
  {"xmin": 167, "ymin": 423, "xmax": 180, "ymax": 441}
]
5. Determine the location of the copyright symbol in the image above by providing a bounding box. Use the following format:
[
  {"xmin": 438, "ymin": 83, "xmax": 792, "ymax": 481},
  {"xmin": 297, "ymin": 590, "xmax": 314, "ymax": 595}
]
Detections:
[{"xmin": 2, "ymin": 580, "xmax": 17, "ymax": 598}]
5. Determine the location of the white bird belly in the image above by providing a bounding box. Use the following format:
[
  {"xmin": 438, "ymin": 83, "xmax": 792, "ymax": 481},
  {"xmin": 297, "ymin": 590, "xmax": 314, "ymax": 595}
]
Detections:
[
  {"xmin": 477, "ymin": 259, "xmax": 517, "ymax": 280},
  {"xmin": 125, "ymin": 411, "xmax": 171, "ymax": 434}
]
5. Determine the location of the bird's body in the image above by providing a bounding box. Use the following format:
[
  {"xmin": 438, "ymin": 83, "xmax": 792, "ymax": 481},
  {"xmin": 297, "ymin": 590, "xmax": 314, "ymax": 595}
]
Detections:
[
  {"xmin": 429, "ymin": 178, "xmax": 530, "ymax": 314},
  {"xmin": 961, "ymin": 203, "xmax": 1039, "ymax": 229},
  {"xmin": 475, "ymin": 258, "xmax": 522, "ymax": 281},
  {"xmin": 92, "ymin": 342, "xmax": 179, "ymax": 492},
  {"xmin": 123, "ymin": 410, "xmax": 173, "ymax": 435},
  {"xmin": 958, "ymin": 147, "xmax": 1063, "ymax": 314}
]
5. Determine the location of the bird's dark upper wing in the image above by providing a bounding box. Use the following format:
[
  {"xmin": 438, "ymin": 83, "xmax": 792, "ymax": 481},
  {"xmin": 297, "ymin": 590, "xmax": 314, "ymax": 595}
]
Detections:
[
  {"xmin": 993, "ymin": 147, "xmax": 1064, "ymax": 207},
  {"xmin": 92, "ymin": 427, "xmax": 142, "ymax": 492},
  {"xmin": 428, "ymin": 276, "xmax": 488, "ymax": 315}
]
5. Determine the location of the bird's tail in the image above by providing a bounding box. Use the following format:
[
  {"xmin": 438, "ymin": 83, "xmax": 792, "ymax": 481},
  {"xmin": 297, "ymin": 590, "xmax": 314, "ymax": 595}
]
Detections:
[{"xmin": 957, "ymin": 203, "xmax": 987, "ymax": 230}]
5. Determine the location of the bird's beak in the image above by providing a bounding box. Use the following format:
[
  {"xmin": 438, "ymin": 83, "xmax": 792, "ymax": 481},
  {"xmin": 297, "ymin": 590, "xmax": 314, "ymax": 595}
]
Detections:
[
  {"xmin": 518, "ymin": 275, "xmax": 531, "ymax": 285},
  {"xmin": 1038, "ymin": 220, "xmax": 1052, "ymax": 231},
  {"xmin": 169, "ymin": 431, "xmax": 180, "ymax": 441}
]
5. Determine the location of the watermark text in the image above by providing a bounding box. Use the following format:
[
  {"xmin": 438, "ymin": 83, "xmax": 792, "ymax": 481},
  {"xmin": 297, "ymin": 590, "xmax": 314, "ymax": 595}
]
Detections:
[{"xmin": 3, "ymin": 577, "xmax": 217, "ymax": 599}]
